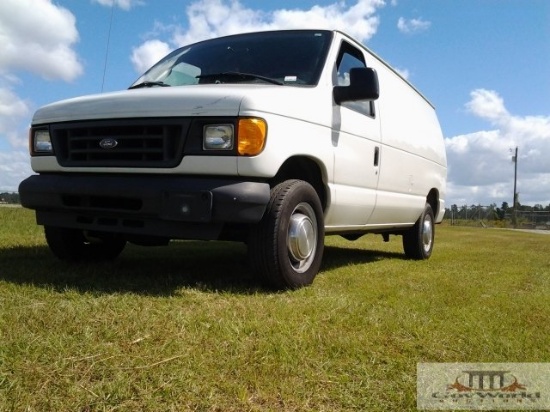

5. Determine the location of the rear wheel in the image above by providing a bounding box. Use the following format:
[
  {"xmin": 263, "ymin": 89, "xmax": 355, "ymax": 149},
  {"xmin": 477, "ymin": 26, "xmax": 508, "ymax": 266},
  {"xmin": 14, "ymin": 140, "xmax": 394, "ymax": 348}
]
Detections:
[
  {"xmin": 248, "ymin": 180, "xmax": 324, "ymax": 290},
  {"xmin": 402, "ymin": 203, "xmax": 434, "ymax": 259},
  {"xmin": 45, "ymin": 226, "xmax": 126, "ymax": 261}
]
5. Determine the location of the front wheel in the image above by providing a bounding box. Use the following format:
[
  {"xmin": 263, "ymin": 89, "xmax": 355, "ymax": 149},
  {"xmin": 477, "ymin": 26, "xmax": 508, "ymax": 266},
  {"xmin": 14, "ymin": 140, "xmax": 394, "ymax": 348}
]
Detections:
[
  {"xmin": 402, "ymin": 203, "xmax": 435, "ymax": 260},
  {"xmin": 248, "ymin": 180, "xmax": 325, "ymax": 290},
  {"xmin": 45, "ymin": 226, "xmax": 126, "ymax": 261}
]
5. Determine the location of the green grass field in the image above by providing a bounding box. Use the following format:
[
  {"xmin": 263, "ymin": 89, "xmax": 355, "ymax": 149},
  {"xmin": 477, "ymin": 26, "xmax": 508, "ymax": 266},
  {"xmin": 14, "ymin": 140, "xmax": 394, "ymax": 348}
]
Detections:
[{"xmin": 1, "ymin": 207, "xmax": 549, "ymax": 411}]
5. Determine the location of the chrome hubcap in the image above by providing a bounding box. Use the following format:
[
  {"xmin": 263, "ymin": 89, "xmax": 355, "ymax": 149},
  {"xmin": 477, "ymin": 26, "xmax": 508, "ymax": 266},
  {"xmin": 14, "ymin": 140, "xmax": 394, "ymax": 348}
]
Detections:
[
  {"xmin": 287, "ymin": 203, "xmax": 317, "ymax": 272},
  {"xmin": 422, "ymin": 216, "xmax": 433, "ymax": 253}
]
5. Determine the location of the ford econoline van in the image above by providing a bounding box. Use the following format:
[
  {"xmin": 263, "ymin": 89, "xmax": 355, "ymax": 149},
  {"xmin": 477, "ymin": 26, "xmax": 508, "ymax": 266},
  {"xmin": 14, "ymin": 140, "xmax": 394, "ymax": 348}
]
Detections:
[{"xmin": 20, "ymin": 29, "xmax": 447, "ymax": 289}]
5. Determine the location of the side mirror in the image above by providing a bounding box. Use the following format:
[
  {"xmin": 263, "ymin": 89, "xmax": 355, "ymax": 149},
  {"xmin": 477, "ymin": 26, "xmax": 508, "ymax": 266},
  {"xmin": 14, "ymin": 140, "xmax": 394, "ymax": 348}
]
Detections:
[{"xmin": 333, "ymin": 67, "xmax": 379, "ymax": 105}]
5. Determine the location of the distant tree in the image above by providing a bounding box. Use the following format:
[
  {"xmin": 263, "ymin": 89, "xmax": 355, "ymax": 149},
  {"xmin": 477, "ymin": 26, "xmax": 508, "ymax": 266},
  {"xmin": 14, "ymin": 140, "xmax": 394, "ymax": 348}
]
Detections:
[
  {"xmin": 519, "ymin": 203, "xmax": 532, "ymax": 211},
  {"xmin": 0, "ymin": 192, "xmax": 20, "ymax": 204},
  {"xmin": 496, "ymin": 201, "xmax": 510, "ymax": 220},
  {"xmin": 459, "ymin": 205, "xmax": 468, "ymax": 219},
  {"xmin": 488, "ymin": 203, "xmax": 499, "ymax": 220}
]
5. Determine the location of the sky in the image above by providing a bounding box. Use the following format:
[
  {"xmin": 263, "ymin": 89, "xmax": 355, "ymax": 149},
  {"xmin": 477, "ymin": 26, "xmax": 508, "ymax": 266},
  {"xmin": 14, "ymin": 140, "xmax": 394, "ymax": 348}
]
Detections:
[{"xmin": 1, "ymin": 0, "xmax": 549, "ymax": 208}]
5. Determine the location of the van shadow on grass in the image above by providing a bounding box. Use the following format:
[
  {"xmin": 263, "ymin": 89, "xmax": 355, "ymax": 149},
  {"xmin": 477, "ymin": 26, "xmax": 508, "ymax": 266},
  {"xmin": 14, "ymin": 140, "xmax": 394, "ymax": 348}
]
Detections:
[
  {"xmin": 322, "ymin": 245, "xmax": 403, "ymax": 271},
  {"xmin": 0, "ymin": 241, "xmax": 404, "ymax": 296}
]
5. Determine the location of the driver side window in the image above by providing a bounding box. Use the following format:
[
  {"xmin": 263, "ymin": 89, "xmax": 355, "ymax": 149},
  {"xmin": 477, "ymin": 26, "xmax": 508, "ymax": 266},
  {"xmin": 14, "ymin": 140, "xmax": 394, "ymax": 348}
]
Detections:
[{"xmin": 336, "ymin": 42, "xmax": 375, "ymax": 117}]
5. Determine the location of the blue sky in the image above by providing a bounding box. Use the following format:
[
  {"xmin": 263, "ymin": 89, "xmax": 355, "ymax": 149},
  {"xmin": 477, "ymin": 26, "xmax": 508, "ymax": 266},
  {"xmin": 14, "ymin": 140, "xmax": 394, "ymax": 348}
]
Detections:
[{"xmin": 1, "ymin": 0, "xmax": 549, "ymax": 207}]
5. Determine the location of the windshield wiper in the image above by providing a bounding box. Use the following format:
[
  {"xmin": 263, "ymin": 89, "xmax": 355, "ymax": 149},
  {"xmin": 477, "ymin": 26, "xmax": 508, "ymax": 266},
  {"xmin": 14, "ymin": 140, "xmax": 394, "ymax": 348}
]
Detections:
[
  {"xmin": 196, "ymin": 72, "xmax": 284, "ymax": 85},
  {"xmin": 129, "ymin": 81, "xmax": 171, "ymax": 90}
]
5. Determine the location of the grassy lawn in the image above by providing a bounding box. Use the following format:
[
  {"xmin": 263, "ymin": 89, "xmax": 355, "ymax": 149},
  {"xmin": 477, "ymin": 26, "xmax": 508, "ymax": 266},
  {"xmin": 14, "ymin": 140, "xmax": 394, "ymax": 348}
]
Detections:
[{"xmin": 1, "ymin": 207, "xmax": 549, "ymax": 411}]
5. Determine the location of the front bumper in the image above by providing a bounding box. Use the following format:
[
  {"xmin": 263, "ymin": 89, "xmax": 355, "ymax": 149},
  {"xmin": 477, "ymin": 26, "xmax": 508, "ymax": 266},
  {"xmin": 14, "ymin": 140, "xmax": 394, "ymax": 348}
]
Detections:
[{"xmin": 19, "ymin": 174, "xmax": 270, "ymax": 240}]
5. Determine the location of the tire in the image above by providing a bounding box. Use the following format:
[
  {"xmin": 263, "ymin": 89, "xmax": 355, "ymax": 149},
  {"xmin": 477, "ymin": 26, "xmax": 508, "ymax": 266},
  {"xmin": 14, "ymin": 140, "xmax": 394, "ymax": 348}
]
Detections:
[
  {"xmin": 248, "ymin": 180, "xmax": 325, "ymax": 290},
  {"xmin": 402, "ymin": 202, "xmax": 435, "ymax": 260},
  {"xmin": 44, "ymin": 226, "xmax": 126, "ymax": 261}
]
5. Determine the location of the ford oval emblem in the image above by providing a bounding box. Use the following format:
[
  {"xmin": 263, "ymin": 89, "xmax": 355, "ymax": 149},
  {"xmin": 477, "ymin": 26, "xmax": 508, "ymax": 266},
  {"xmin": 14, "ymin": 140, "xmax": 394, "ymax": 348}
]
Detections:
[{"xmin": 99, "ymin": 137, "xmax": 118, "ymax": 149}]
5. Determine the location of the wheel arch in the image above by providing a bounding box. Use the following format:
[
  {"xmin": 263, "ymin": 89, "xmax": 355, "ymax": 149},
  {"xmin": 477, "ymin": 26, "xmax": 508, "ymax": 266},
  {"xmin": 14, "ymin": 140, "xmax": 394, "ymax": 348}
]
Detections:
[
  {"xmin": 426, "ymin": 188, "xmax": 439, "ymax": 219},
  {"xmin": 270, "ymin": 156, "xmax": 328, "ymax": 211}
]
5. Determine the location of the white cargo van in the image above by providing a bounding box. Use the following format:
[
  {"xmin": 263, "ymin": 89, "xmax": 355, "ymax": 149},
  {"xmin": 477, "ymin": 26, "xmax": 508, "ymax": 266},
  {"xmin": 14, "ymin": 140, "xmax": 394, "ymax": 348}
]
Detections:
[{"xmin": 20, "ymin": 29, "xmax": 447, "ymax": 289}]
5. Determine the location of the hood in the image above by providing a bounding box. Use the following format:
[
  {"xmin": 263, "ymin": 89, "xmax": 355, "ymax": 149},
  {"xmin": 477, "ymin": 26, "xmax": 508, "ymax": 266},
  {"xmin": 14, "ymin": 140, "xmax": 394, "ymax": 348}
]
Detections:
[
  {"xmin": 32, "ymin": 86, "xmax": 249, "ymax": 124},
  {"xmin": 32, "ymin": 84, "xmax": 327, "ymax": 125}
]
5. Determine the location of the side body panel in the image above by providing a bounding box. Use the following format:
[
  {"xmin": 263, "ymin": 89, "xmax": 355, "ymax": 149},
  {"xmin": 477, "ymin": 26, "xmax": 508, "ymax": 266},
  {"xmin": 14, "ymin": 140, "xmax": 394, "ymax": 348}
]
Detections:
[{"xmin": 353, "ymin": 36, "xmax": 447, "ymax": 226}]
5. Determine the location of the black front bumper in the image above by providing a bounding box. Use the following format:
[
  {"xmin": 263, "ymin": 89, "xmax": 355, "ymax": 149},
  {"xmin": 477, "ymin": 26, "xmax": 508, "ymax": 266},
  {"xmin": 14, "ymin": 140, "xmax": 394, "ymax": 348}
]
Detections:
[{"xmin": 19, "ymin": 174, "xmax": 270, "ymax": 240}]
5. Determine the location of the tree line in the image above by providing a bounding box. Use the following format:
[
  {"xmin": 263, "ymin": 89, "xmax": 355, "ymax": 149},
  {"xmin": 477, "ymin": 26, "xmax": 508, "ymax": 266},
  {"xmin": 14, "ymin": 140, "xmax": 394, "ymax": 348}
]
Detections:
[
  {"xmin": 446, "ymin": 202, "xmax": 550, "ymax": 221},
  {"xmin": 0, "ymin": 192, "xmax": 20, "ymax": 204}
]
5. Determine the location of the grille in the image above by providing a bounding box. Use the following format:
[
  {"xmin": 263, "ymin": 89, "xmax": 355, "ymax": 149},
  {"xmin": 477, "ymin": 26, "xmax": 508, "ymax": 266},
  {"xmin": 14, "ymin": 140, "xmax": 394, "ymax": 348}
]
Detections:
[{"xmin": 51, "ymin": 119, "xmax": 189, "ymax": 168}]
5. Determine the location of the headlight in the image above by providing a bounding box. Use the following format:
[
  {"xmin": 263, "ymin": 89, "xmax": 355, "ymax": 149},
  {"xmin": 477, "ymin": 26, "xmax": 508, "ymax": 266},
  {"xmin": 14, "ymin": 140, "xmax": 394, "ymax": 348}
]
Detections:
[
  {"xmin": 32, "ymin": 129, "xmax": 54, "ymax": 154},
  {"xmin": 238, "ymin": 118, "xmax": 267, "ymax": 156},
  {"xmin": 203, "ymin": 124, "xmax": 234, "ymax": 150}
]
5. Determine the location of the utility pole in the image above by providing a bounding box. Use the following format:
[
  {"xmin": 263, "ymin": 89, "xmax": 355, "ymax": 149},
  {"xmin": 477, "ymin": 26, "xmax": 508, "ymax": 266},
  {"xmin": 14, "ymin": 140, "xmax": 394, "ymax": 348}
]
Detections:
[{"xmin": 512, "ymin": 146, "xmax": 518, "ymax": 228}]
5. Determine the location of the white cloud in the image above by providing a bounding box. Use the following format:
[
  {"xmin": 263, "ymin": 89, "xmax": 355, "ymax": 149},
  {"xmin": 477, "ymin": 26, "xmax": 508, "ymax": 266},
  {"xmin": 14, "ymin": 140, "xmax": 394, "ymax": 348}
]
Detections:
[
  {"xmin": 0, "ymin": 87, "xmax": 30, "ymax": 149},
  {"xmin": 394, "ymin": 67, "xmax": 410, "ymax": 80},
  {"xmin": 0, "ymin": 0, "xmax": 82, "ymax": 155},
  {"xmin": 446, "ymin": 89, "xmax": 550, "ymax": 206},
  {"xmin": 0, "ymin": 150, "xmax": 32, "ymax": 192},
  {"xmin": 397, "ymin": 17, "xmax": 431, "ymax": 34},
  {"xmin": 131, "ymin": 0, "xmax": 385, "ymax": 73},
  {"xmin": 0, "ymin": 0, "xmax": 83, "ymax": 82},
  {"xmin": 91, "ymin": 0, "xmax": 144, "ymax": 10},
  {"xmin": 0, "ymin": 0, "xmax": 84, "ymax": 191},
  {"xmin": 179, "ymin": 0, "xmax": 384, "ymax": 44},
  {"xmin": 466, "ymin": 88, "xmax": 509, "ymax": 124},
  {"xmin": 0, "ymin": 86, "xmax": 30, "ymax": 190},
  {"xmin": 131, "ymin": 40, "xmax": 173, "ymax": 75}
]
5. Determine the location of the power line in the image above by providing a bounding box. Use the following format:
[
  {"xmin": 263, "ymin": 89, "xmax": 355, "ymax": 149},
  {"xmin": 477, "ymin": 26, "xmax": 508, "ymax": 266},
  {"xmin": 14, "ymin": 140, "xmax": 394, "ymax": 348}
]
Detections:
[{"xmin": 101, "ymin": 2, "xmax": 115, "ymax": 92}]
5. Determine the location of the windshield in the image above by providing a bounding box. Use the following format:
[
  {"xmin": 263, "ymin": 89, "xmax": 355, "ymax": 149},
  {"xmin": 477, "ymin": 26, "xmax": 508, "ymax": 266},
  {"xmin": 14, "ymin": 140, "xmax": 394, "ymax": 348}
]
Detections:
[{"xmin": 130, "ymin": 30, "xmax": 333, "ymax": 88}]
